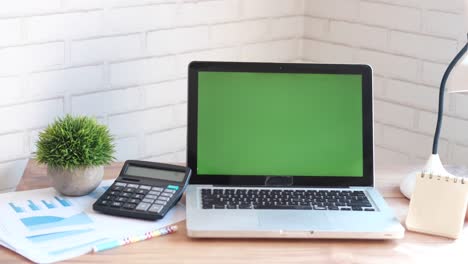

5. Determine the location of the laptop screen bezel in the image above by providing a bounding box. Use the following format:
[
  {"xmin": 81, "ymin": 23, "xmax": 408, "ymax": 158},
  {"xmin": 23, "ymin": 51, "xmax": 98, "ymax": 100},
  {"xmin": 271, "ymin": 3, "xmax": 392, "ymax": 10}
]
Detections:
[{"xmin": 187, "ymin": 61, "xmax": 374, "ymax": 187}]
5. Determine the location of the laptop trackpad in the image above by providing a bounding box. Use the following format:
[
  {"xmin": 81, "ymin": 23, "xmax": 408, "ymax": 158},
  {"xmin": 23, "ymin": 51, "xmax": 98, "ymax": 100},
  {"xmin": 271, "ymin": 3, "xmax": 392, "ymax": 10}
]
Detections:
[{"xmin": 257, "ymin": 211, "xmax": 330, "ymax": 230}]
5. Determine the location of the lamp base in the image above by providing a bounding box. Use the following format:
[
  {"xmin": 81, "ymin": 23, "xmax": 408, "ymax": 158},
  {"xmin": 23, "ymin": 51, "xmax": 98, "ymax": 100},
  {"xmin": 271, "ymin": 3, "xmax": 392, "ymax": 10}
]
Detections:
[
  {"xmin": 400, "ymin": 170, "xmax": 419, "ymax": 199},
  {"xmin": 400, "ymin": 154, "xmax": 468, "ymax": 199}
]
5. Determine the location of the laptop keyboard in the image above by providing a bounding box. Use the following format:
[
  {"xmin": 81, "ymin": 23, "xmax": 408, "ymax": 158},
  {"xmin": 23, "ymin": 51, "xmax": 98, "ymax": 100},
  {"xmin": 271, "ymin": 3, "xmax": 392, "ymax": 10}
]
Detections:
[{"xmin": 201, "ymin": 188, "xmax": 375, "ymax": 211}]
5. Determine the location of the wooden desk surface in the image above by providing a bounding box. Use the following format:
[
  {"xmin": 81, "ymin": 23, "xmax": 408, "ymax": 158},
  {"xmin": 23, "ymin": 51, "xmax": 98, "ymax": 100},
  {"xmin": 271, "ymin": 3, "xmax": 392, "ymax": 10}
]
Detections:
[{"xmin": 2, "ymin": 160, "xmax": 468, "ymax": 263}]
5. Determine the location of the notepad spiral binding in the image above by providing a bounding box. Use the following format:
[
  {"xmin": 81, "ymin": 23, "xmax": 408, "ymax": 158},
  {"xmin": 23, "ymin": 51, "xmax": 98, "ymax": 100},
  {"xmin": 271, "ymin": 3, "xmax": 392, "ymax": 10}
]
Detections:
[{"xmin": 419, "ymin": 172, "xmax": 466, "ymax": 184}]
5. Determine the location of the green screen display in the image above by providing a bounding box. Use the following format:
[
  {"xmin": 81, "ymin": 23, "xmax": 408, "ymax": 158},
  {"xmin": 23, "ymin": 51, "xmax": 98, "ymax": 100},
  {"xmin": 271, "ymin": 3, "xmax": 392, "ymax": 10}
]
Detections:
[{"xmin": 197, "ymin": 72, "xmax": 363, "ymax": 177}]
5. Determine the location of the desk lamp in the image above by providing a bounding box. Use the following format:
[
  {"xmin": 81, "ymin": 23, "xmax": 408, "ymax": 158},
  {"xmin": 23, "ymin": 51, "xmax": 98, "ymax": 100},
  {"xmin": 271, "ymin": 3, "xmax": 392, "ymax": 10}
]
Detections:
[{"xmin": 400, "ymin": 3, "xmax": 468, "ymax": 199}]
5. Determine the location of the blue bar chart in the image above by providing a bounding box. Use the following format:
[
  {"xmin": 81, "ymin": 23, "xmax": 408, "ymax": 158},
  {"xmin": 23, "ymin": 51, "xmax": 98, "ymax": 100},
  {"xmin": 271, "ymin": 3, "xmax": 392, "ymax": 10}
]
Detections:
[
  {"xmin": 20, "ymin": 212, "xmax": 93, "ymax": 231},
  {"xmin": 8, "ymin": 196, "xmax": 72, "ymax": 213},
  {"xmin": 9, "ymin": 202, "xmax": 25, "ymax": 213},
  {"xmin": 41, "ymin": 200, "xmax": 56, "ymax": 209},
  {"xmin": 28, "ymin": 200, "xmax": 40, "ymax": 211},
  {"xmin": 54, "ymin": 196, "xmax": 72, "ymax": 207}
]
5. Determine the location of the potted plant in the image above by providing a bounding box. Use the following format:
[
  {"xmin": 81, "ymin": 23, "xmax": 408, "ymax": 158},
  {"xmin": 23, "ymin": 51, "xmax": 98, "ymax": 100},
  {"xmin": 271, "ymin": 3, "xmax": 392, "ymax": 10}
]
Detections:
[{"xmin": 36, "ymin": 115, "xmax": 115, "ymax": 196}]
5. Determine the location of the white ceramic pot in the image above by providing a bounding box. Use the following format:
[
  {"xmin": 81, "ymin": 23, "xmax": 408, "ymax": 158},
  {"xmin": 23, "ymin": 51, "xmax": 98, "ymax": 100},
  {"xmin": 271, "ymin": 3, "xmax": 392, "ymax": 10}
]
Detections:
[{"xmin": 48, "ymin": 166, "xmax": 103, "ymax": 196}]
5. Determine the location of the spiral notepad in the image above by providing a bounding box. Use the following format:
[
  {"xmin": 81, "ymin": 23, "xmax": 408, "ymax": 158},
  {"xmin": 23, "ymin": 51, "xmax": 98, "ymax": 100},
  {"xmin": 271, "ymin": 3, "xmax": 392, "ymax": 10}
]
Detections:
[{"xmin": 406, "ymin": 172, "xmax": 468, "ymax": 239}]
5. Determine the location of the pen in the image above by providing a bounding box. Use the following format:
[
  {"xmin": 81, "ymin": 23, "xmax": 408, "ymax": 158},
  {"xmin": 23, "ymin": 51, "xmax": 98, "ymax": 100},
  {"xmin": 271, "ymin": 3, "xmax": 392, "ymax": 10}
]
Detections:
[{"xmin": 93, "ymin": 225, "xmax": 178, "ymax": 253}]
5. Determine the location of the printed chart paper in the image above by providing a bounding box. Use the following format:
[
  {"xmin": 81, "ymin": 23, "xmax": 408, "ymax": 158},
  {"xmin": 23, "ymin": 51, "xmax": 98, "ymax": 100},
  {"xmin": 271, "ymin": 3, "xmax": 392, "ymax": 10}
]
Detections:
[{"xmin": 0, "ymin": 180, "xmax": 186, "ymax": 263}]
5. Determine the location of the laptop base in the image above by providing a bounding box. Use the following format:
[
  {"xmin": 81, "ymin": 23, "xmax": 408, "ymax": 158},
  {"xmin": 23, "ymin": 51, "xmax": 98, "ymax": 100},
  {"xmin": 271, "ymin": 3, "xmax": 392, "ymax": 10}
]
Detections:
[{"xmin": 186, "ymin": 185, "xmax": 405, "ymax": 240}]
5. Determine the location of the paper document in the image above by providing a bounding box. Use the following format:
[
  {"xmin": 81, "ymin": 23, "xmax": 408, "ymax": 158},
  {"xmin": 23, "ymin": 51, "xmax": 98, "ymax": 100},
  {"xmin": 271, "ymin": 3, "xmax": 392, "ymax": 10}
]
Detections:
[{"xmin": 0, "ymin": 180, "xmax": 186, "ymax": 263}]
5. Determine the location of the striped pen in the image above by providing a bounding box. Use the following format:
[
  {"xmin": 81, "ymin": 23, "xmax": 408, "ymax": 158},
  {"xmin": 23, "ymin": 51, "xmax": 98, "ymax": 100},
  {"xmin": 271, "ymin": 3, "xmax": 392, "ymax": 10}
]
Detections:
[{"xmin": 93, "ymin": 225, "xmax": 178, "ymax": 253}]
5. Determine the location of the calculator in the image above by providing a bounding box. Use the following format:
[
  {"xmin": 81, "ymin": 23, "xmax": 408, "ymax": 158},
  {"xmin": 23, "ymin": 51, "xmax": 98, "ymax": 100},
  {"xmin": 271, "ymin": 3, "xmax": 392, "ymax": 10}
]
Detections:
[{"xmin": 93, "ymin": 160, "xmax": 191, "ymax": 220}]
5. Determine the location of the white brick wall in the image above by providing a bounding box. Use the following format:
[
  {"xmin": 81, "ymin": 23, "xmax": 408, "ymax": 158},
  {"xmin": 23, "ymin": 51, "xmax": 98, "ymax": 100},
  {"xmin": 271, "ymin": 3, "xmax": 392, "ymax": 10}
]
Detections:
[
  {"xmin": 303, "ymin": 0, "xmax": 468, "ymax": 167},
  {"xmin": 0, "ymin": 76, "xmax": 22, "ymax": 105},
  {"xmin": 305, "ymin": 0, "xmax": 359, "ymax": 21},
  {"xmin": 71, "ymin": 34, "xmax": 142, "ymax": 65},
  {"xmin": 0, "ymin": 1, "xmax": 62, "ymax": 17},
  {"xmin": 389, "ymin": 31, "xmax": 458, "ymax": 62},
  {"xmin": 355, "ymin": 50, "xmax": 420, "ymax": 81},
  {"xmin": 26, "ymin": 65, "xmax": 105, "ymax": 99},
  {"xmin": 71, "ymin": 87, "xmax": 141, "ymax": 116},
  {"xmin": 0, "ymin": 99, "xmax": 64, "ymax": 134},
  {"xmin": 26, "ymin": 11, "xmax": 104, "ymax": 42},
  {"xmin": 359, "ymin": 2, "xmax": 421, "ymax": 32},
  {"xmin": 2, "ymin": 0, "xmax": 468, "ymax": 191},
  {"xmin": 0, "ymin": 19, "xmax": 22, "ymax": 47},
  {"xmin": 147, "ymin": 26, "xmax": 211, "ymax": 55},
  {"xmin": 0, "ymin": 42, "xmax": 65, "ymax": 75},
  {"xmin": 0, "ymin": 0, "xmax": 303, "ymax": 190}
]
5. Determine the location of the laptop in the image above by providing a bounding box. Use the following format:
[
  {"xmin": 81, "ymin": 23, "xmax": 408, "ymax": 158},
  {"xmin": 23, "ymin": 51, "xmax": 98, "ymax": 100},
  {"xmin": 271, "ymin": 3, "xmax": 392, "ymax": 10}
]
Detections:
[{"xmin": 185, "ymin": 61, "xmax": 404, "ymax": 239}]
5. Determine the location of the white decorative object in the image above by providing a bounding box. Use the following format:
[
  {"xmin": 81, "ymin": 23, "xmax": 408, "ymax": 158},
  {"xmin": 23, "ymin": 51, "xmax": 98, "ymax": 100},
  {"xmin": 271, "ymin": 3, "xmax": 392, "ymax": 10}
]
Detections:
[{"xmin": 0, "ymin": 159, "xmax": 28, "ymax": 193}]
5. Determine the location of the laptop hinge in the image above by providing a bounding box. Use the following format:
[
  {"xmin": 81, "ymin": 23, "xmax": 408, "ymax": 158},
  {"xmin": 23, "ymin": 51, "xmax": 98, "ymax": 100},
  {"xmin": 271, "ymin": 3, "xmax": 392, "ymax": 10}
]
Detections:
[{"xmin": 209, "ymin": 185, "xmax": 372, "ymax": 189}]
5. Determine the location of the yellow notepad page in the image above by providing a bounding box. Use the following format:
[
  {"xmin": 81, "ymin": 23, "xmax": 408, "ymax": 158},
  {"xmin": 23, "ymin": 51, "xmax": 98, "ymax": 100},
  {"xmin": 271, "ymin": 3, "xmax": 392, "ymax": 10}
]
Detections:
[{"xmin": 406, "ymin": 174, "xmax": 468, "ymax": 239}]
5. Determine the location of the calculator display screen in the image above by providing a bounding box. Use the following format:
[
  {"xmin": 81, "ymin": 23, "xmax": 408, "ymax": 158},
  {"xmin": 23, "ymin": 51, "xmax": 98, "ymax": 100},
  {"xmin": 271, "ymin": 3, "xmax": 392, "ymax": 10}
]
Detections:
[{"xmin": 125, "ymin": 165, "xmax": 185, "ymax": 182}]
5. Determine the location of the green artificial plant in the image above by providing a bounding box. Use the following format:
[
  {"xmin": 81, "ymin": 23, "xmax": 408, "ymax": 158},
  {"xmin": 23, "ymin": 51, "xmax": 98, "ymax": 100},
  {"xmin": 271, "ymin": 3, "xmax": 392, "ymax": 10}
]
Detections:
[{"xmin": 36, "ymin": 115, "xmax": 115, "ymax": 170}]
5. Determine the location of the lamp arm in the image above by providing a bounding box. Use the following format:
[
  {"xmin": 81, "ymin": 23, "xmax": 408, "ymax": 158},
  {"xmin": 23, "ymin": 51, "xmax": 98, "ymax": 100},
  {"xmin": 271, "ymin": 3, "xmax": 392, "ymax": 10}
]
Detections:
[{"xmin": 432, "ymin": 42, "xmax": 468, "ymax": 154}]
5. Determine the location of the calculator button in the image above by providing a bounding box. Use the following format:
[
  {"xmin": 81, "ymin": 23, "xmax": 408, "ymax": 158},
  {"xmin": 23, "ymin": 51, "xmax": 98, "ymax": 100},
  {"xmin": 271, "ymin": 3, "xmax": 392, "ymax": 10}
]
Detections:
[
  {"xmin": 109, "ymin": 191, "xmax": 120, "ymax": 195},
  {"xmin": 135, "ymin": 189, "xmax": 148, "ymax": 195},
  {"xmin": 104, "ymin": 195, "xmax": 116, "ymax": 200},
  {"xmin": 124, "ymin": 187, "xmax": 136, "ymax": 193},
  {"xmin": 132, "ymin": 194, "xmax": 144, "ymax": 200},
  {"xmin": 148, "ymin": 204, "xmax": 163, "ymax": 213},
  {"xmin": 154, "ymin": 200, "xmax": 166, "ymax": 205},
  {"xmin": 127, "ymin": 184, "xmax": 139, "ymax": 188},
  {"xmin": 136, "ymin": 202, "xmax": 151, "ymax": 211},
  {"xmin": 158, "ymin": 196, "xmax": 170, "ymax": 201},
  {"xmin": 123, "ymin": 203, "xmax": 137, "ymax": 210},
  {"xmin": 159, "ymin": 193, "xmax": 171, "ymax": 197},
  {"xmin": 167, "ymin": 185, "xmax": 179, "ymax": 190},
  {"xmin": 116, "ymin": 197, "xmax": 127, "ymax": 203},
  {"xmin": 139, "ymin": 185, "xmax": 151, "ymax": 190},
  {"xmin": 114, "ymin": 182, "xmax": 127, "ymax": 187},
  {"xmin": 142, "ymin": 198, "xmax": 154, "ymax": 203},
  {"xmin": 148, "ymin": 191, "xmax": 160, "ymax": 196},
  {"xmin": 152, "ymin": 187, "xmax": 164, "ymax": 192},
  {"xmin": 128, "ymin": 198, "xmax": 140, "ymax": 204},
  {"xmin": 111, "ymin": 202, "xmax": 122, "ymax": 207},
  {"xmin": 163, "ymin": 189, "xmax": 176, "ymax": 194},
  {"xmin": 99, "ymin": 200, "xmax": 110, "ymax": 206},
  {"xmin": 120, "ymin": 192, "xmax": 132, "ymax": 198},
  {"xmin": 111, "ymin": 186, "xmax": 124, "ymax": 191},
  {"xmin": 145, "ymin": 194, "xmax": 157, "ymax": 200}
]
